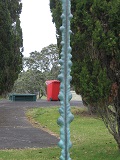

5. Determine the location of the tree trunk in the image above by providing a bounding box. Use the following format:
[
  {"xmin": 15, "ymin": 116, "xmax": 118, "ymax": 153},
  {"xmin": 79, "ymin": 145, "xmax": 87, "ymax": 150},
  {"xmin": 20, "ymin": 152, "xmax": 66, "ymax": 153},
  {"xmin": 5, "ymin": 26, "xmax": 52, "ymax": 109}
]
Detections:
[
  {"xmin": 113, "ymin": 87, "xmax": 120, "ymax": 150},
  {"xmin": 82, "ymin": 99, "xmax": 97, "ymax": 115},
  {"xmin": 114, "ymin": 134, "xmax": 120, "ymax": 150},
  {"xmin": 118, "ymin": 116, "xmax": 120, "ymax": 135}
]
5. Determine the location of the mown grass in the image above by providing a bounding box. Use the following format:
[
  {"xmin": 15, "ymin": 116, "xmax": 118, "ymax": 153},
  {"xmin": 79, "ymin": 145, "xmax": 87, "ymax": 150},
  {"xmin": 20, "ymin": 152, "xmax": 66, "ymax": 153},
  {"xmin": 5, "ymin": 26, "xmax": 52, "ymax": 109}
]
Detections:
[
  {"xmin": 0, "ymin": 106, "xmax": 120, "ymax": 160},
  {"xmin": 0, "ymin": 147, "xmax": 60, "ymax": 160},
  {"xmin": 26, "ymin": 107, "xmax": 120, "ymax": 160}
]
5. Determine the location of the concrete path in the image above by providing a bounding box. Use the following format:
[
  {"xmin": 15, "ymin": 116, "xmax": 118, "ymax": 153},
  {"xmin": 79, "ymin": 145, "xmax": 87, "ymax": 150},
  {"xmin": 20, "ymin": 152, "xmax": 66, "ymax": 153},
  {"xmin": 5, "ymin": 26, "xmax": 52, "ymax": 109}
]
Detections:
[{"xmin": 0, "ymin": 99, "xmax": 83, "ymax": 149}]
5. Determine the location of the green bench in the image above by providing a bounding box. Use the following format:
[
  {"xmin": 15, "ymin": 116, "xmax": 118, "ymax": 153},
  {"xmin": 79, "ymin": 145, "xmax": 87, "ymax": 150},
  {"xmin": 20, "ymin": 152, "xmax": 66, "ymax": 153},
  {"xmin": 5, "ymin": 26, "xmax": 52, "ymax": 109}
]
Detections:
[{"xmin": 9, "ymin": 94, "xmax": 36, "ymax": 101}]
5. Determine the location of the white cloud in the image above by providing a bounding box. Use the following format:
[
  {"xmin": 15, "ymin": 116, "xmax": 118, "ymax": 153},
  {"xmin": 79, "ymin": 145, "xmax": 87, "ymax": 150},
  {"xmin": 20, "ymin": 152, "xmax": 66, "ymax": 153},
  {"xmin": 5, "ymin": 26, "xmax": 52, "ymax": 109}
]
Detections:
[{"xmin": 20, "ymin": 0, "xmax": 57, "ymax": 57}]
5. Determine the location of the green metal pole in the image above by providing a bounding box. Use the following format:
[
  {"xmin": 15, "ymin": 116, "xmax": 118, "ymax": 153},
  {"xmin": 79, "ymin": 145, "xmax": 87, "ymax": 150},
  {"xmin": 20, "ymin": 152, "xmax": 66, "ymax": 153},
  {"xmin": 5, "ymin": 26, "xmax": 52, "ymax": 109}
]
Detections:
[{"xmin": 58, "ymin": 0, "xmax": 74, "ymax": 159}]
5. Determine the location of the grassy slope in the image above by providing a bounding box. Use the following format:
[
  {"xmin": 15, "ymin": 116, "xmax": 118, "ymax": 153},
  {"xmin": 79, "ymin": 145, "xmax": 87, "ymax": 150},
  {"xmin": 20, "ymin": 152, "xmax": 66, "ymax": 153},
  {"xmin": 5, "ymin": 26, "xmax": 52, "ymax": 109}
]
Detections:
[{"xmin": 0, "ymin": 107, "xmax": 120, "ymax": 160}]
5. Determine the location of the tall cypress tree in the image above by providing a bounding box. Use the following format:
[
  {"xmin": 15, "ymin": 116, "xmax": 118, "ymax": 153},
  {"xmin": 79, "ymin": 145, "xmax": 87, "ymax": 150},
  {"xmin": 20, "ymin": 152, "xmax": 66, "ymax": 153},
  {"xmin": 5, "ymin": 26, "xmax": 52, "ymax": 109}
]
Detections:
[
  {"xmin": 0, "ymin": 0, "xmax": 23, "ymax": 96},
  {"xmin": 50, "ymin": 0, "xmax": 120, "ymax": 149}
]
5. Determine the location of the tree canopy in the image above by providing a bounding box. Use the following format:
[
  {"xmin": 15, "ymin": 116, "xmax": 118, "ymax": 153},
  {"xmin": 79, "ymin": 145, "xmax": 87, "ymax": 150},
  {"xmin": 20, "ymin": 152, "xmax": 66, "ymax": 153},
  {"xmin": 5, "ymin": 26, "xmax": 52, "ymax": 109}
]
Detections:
[
  {"xmin": 23, "ymin": 44, "xmax": 59, "ymax": 74},
  {"xmin": 13, "ymin": 44, "xmax": 60, "ymax": 96},
  {"xmin": 0, "ymin": 0, "xmax": 23, "ymax": 96},
  {"xmin": 50, "ymin": 0, "xmax": 120, "ymax": 149}
]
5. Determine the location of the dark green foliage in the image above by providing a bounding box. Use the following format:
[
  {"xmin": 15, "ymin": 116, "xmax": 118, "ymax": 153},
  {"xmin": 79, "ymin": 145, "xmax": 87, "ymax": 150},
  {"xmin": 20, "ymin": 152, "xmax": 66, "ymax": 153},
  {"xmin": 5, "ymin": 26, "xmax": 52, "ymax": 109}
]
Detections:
[
  {"xmin": 0, "ymin": 0, "xmax": 23, "ymax": 96},
  {"xmin": 71, "ymin": 0, "xmax": 120, "ymax": 105},
  {"xmin": 50, "ymin": 0, "xmax": 62, "ymax": 50},
  {"xmin": 50, "ymin": 0, "xmax": 120, "ymax": 149},
  {"xmin": 50, "ymin": 0, "xmax": 120, "ymax": 105},
  {"xmin": 79, "ymin": 59, "xmax": 111, "ymax": 104}
]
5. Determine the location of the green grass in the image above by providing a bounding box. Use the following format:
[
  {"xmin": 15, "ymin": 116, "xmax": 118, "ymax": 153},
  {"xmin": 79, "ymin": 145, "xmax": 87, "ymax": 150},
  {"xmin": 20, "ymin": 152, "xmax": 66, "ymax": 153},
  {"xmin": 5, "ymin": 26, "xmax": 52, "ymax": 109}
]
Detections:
[
  {"xmin": 26, "ymin": 107, "xmax": 120, "ymax": 160},
  {"xmin": 0, "ymin": 106, "xmax": 120, "ymax": 160},
  {"xmin": 0, "ymin": 148, "xmax": 60, "ymax": 160}
]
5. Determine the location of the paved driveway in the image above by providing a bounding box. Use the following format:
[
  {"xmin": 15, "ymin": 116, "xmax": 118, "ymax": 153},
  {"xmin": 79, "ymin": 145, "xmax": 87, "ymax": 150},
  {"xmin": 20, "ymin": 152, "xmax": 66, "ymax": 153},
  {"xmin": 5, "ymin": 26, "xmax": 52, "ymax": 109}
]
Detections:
[{"xmin": 0, "ymin": 99, "xmax": 83, "ymax": 149}]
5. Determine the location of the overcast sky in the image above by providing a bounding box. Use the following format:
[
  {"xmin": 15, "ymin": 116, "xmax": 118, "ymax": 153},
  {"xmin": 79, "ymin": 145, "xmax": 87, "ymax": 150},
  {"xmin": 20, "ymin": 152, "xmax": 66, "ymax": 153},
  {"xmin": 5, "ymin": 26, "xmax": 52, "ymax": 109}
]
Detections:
[{"xmin": 20, "ymin": 0, "xmax": 57, "ymax": 57}]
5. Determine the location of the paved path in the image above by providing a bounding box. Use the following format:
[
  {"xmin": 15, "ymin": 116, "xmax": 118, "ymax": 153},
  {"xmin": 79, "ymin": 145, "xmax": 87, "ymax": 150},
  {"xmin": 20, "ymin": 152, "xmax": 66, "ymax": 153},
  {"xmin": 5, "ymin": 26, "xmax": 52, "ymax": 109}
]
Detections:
[{"xmin": 0, "ymin": 99, "xmax": 83, "ymax": 149}]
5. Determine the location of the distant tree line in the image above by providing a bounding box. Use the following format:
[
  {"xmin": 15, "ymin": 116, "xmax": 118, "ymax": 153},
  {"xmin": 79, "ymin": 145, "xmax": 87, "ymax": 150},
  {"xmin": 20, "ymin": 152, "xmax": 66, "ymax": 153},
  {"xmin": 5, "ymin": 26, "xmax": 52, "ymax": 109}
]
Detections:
[{"xmin": 12, "ymin": 44, "xmax": 60, "ymax": 97}]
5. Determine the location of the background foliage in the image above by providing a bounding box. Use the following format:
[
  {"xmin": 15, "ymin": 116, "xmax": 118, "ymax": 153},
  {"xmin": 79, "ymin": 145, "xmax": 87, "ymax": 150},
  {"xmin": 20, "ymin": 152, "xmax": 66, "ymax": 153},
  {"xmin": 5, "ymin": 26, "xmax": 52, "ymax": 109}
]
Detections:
[{"xmin": 13, "ymin": 44, "xmax": 60, "ymax": 96}]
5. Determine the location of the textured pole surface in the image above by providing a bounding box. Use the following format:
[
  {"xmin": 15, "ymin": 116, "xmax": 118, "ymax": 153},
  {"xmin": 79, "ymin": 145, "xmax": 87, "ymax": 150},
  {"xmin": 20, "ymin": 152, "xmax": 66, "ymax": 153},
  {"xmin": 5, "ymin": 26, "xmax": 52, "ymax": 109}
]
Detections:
[{"xmin": 57, "ymin": 0, "xmax": 74, "ymax": 159}]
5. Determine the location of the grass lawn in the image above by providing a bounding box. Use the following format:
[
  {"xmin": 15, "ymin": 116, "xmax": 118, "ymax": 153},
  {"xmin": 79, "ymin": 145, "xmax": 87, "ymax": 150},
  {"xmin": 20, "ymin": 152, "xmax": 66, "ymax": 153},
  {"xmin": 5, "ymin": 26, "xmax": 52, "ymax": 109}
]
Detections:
[{"xmin": 0, "ymin": 106, "xmax": 120, "ymax": 160}]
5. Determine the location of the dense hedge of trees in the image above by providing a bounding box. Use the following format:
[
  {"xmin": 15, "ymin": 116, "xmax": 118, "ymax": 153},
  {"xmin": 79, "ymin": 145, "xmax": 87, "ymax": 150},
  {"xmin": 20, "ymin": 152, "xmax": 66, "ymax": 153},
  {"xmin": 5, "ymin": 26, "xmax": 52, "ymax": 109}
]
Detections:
[
  {"xmin": 0, "ymin": 0, "xmax": 23, "ymax": 96},
  {"xmin": 50, "ymin": 0, "xmax": 120, "ymax": 149}
]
